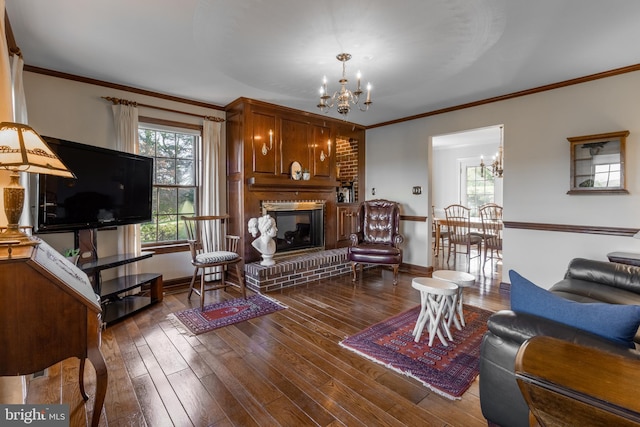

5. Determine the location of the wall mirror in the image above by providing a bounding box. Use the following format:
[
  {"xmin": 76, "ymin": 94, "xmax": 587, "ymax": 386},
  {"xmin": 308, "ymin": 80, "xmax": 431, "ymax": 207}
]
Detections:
[{"xmin": 567, "ymin": 130, "xmax": 629, "ymax": 194}]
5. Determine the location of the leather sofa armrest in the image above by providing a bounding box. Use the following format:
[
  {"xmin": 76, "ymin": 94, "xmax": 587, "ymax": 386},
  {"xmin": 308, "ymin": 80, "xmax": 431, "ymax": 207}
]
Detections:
[
  {"xmin": 564, "ymin": 257, "xmax": 640, "ymax": 294},
  {"xmin": 487, "ymin": 310, "xmax": 633, "ymax": 352},
  {"xmin": 481, "ymin": 312, "xmax": 633, "ymax": 427}
]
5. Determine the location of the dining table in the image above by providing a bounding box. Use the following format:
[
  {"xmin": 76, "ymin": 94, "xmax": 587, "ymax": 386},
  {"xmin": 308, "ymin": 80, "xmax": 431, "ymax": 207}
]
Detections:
[{"xmin": 433, "ymin": 217, "xmax": 502, "ymax": 254}]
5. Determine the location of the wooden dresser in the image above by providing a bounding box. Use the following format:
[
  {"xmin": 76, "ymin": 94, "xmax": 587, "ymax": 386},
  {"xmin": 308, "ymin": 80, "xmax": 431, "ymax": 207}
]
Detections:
[{"xmin": 0, "ymin": 239, "xmax": 107, "ymax": 427}]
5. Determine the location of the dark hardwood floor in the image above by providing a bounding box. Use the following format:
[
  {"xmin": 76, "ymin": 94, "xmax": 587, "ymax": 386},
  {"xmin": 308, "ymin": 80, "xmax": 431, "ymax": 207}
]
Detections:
[{"xmin": 22, "ymin": 251, "xmax": 508, "ymax": 426}]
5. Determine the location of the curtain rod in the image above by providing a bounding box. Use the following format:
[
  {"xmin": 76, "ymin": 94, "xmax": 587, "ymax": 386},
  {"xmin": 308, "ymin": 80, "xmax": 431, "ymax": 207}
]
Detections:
[
  {"xmin": 102, "ymin": 96, "xmax": 224, "ymax": 122},
  {"xmin": 5, "ymin": 12, "xmax": 21, "ymax": 57}
]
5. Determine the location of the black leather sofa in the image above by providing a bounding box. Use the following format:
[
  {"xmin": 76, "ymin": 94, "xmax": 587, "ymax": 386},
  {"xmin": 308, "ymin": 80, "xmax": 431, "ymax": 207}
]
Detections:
[{"xmin": 479, "ymin": 258, "xmax": 640, "ymax": 427}]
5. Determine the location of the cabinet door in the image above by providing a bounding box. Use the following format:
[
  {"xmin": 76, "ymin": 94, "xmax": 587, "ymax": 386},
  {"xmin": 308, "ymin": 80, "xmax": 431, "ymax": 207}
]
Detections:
[
  {"xmin": 251, "ymin": 111, "xmax": 277, "ymax": 174},
  {"xmin": 281, "ymin": 118, "xmax": 310, "ymax": 176},
  {"xmin": 337, "ymin": 205, "xmax": 359, "ymax": 243}
]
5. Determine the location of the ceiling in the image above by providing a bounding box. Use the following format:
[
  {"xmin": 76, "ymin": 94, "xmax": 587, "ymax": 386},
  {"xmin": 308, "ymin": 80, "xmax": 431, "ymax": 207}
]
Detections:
[{"xmin": 6, "ymin": 0, "xmax": 640, "ymax": 127}]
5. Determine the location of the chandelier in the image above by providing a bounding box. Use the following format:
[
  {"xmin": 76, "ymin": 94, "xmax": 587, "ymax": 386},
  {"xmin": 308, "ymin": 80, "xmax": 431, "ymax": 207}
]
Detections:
[
  {"xmin": 480, "ymin": 125, "xmax": 504, "ymax": 178},
  {"xmin": 317, "ymin": 53, "xmax": 372, "ymax": 118}
]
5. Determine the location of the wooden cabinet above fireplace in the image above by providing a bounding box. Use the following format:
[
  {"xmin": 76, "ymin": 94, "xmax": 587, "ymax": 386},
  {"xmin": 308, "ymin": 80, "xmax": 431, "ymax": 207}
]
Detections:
[{"xmin": 225, "ymin": 98, "xmax": 365, "ymax": 263}]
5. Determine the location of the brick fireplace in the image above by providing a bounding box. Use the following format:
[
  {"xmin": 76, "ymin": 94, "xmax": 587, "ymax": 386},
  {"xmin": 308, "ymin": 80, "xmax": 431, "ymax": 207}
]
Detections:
[
  {"xmin": 245, "ymin": 200, "xmax": 353, "ymax": 292},
  {"xmin": 244, "ymin": 247, "xmax": 351, "ymax": 293},
  {"xmin": 225, "ymin": 98, "xmax": 366, "ymax": 290}
]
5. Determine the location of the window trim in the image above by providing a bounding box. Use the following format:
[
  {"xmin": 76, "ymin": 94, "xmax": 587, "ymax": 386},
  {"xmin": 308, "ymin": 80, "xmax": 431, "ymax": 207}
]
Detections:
[
  {"xmin": 139, "ymin": 117, "xmax": 201, "ymax": 248},
  {"xmin": 142, "ymin": 241, "xmax": 190, "ymax": 254}
]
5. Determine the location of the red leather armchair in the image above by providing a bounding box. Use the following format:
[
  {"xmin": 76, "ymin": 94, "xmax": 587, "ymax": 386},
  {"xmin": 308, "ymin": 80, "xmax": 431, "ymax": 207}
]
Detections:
[{"xmin": 348, "ymin": 199, "xmax": 404, "ymax": 285}]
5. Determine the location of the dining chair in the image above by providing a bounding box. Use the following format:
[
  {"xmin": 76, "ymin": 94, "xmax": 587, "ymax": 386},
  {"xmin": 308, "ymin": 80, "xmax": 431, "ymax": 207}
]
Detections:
[
  {"xmin": 479, "ymin": 203, "xmax": 503, "ymax": 271},
  {"xmin": 444, "ymin": 204, "xmax": 482, "ymax": 270},
  {"xmin": 181, "ymin": 214, "xmax": 246, "ymax": 310},
  {"xmin": 432, "ymin": 206, "xmax": 449, "ymax": 258}
]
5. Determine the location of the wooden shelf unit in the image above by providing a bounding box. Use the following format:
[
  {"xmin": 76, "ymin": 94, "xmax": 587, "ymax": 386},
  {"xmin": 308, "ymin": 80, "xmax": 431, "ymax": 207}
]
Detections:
[{"xmin": 79, "ymin": 251, "xmax": 163, "ymax": 326}]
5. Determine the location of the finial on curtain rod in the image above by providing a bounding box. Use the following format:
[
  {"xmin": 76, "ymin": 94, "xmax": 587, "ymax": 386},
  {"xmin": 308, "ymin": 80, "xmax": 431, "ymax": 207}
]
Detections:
[{"xmin": 102, "ymin": 96, "xmax": 137, "ymax": 106}]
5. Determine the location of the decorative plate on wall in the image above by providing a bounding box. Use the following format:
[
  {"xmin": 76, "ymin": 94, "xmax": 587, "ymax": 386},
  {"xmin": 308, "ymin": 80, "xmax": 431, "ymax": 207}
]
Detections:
[{"xmin": 290, "ymin": 161, "xmax": 302, "ymax": 180}]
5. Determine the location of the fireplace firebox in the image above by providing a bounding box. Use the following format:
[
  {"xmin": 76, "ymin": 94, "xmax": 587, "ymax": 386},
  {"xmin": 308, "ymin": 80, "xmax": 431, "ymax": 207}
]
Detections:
[{"xmin": 261, "ymin": 200, "xmax": 325, "ymax": 255}]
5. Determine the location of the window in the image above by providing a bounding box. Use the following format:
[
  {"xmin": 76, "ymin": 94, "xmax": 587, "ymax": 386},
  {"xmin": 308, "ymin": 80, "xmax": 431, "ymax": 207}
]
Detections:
[
  {"xmin": 464, "ymin": 165, "xmax": 495, "ymax": 216},
  {"xmin": 138, "ymin": 124, "xmax": 199, "ymax": 244}
]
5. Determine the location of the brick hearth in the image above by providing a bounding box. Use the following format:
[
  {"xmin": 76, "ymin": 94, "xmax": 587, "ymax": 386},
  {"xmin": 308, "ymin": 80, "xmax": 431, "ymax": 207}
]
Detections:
[{"xmin": 244, "ymin": 247, "xmax": 353, "ymax": 293}]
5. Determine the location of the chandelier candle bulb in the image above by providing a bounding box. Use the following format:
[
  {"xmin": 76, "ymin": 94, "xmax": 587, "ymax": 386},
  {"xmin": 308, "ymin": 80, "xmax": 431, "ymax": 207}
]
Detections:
[{"xmin": 316, "ymin": 53, "xmax": 372, "ymax": 118}]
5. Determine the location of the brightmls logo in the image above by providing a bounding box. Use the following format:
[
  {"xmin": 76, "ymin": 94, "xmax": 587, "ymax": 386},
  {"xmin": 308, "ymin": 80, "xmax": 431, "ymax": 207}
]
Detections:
[{"xmin": 1, "ymin": 404, "xmax": 68, "ymax": 426}]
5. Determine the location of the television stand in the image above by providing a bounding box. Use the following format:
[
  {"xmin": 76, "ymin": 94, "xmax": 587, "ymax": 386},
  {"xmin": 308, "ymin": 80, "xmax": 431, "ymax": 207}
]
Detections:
[{"xmin": 76, "ymin": 229, "xmax": 163, "ymax": 325}]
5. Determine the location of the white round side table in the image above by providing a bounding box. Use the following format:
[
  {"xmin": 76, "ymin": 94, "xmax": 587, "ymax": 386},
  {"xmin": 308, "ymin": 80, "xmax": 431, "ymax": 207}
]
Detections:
[
  {"xmin": 432, "ymin": 270, "xmax": 475, "ymax": 328},
  {"xmin": 411, "ymin": 277, "xmax": 459, "ymax": 346}
]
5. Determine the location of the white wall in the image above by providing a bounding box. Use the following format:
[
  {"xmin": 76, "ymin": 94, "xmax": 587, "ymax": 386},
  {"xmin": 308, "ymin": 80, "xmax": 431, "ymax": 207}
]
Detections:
[
  {"xmin": 432, "ymin": 141, "xmax": 503, "ymax": 209},
  {"xmin": 366, "ymin": 70, "xmax": 640, "ymax": 288},
  {"xmin": 365, "ymin": 119, "xmax": 430, "ymax": 268},
  {"xmin": 21, "ymin": 72, "xmax": 225, "ymax": 280}
]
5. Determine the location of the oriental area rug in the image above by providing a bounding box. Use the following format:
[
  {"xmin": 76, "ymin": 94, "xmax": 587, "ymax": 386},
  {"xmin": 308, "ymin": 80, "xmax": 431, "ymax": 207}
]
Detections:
[
  {"xmin": 171, "ymin": 294, "xmax": 286, "ymax": 335},
  {"xmin": 339, "ymin": 304, "xmax": 492, "ymax": 399}
]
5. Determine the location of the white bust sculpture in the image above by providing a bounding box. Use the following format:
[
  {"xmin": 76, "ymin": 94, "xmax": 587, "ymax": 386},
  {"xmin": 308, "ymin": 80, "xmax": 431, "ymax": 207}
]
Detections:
[{"xmin": 248, "ymin": 214, "xmax": 277, "ymax": 266}]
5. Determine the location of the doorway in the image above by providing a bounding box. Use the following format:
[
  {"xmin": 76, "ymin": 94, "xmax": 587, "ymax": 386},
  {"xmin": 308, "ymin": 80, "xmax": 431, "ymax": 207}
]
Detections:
[{"xmin": 430, "ymin": 124, "xmax": 504, "ymax": 276}]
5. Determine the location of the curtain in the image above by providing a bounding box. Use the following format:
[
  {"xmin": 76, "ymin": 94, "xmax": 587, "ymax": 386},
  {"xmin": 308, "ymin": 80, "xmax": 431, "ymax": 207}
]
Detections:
[
  {"xmin": 11, "ymin": 54, "xmax": 31, "ymax": 228},
  {"xmin": 200, "ymin": 118, "xmax": 222, "ymax": 216},
  {"xmin": 200, "ymin": 118, "xmax": 223, "ymax": 280},
  {"xmin": 0, "ymin": 0, "xmax": 11, "ymax": 122},
  {"xmin": 10, "ymin": 55, "xmax": 26, "ymax": 122},
  {"xmin": 0, "ymin": 0, "xmax": 12, "ymax": 227},
  {"xmin": 111, "ymin": 103, "xmax": 140, "ymax": 276}
]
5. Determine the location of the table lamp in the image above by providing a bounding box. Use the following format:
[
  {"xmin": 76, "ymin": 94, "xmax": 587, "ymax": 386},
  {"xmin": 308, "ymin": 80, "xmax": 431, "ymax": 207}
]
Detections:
[{"xmin": 0, "ymin": 122, "xmax": 75, "ymax": 243}]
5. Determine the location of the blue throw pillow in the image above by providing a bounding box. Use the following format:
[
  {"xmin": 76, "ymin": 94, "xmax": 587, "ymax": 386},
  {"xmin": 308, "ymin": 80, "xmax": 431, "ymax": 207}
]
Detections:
[{"xmin": 509, "ymin": 270, "xmax": 640, "ymax": 348}]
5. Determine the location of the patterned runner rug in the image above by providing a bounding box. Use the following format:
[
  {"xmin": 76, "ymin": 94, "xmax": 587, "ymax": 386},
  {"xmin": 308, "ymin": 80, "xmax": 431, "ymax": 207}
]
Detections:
[
  {"xmin": 171, "ymin": 293, "xmax": 286, "ymax": 335},
  {"xmin": 340, "ymin": 304, "xmax": 492, "ymax": 399}
]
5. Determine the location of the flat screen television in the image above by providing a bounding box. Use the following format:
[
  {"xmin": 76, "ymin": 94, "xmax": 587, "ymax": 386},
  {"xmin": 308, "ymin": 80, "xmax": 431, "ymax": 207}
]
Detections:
[{"xmin": 33, "ymin": 136, "xmax": 154, "ymax": 233}]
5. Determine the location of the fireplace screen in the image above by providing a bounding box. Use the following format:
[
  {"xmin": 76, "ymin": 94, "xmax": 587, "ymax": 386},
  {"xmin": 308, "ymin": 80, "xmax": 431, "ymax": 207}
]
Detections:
[{"xmin": 261, "ymin": 201, "xmax": 325, "ymax": 254}]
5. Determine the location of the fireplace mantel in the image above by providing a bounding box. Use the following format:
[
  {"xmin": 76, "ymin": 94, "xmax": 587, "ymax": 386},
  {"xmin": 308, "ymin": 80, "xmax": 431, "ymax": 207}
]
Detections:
[{"xmin": 248, "ymin": 176, "xmax": 340, "ymax": 190}]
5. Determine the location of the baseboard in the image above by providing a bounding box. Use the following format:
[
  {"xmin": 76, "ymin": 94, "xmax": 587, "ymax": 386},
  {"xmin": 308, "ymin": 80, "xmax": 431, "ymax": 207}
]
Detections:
[{"xmin": 400, "ymin": 263, "xmax": 434, "ymax": 276}]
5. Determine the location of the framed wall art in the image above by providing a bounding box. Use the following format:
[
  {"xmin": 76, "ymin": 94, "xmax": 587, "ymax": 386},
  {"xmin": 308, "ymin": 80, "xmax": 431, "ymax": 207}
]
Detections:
[{"xmin": 567, "ymin": 130, "xmax": 629, "ymax": 195}]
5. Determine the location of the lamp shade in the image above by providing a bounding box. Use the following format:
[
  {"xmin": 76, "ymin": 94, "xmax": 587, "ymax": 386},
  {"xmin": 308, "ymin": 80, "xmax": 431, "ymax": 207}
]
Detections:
[{"xmin": 0, "ymin": 122, "xmax": 75, "ymax": 177}]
